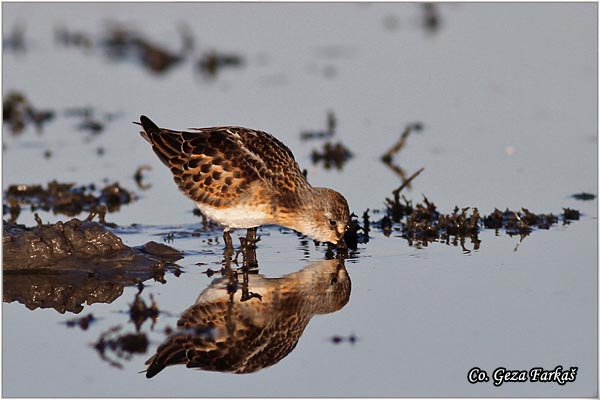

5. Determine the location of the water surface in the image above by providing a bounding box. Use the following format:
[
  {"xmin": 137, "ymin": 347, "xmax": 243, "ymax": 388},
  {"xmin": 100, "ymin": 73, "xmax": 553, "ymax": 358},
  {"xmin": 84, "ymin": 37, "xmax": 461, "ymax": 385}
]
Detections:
[{"xmin": 2, "ymin": 3, "xmax": 597, "ymax": 397}]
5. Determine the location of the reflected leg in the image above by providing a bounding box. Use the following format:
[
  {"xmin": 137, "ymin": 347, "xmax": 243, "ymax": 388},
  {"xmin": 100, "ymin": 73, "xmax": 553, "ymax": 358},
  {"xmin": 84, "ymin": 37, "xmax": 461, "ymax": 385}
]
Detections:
[
  {"xmin": 243, "ymin": 227, "xmax": 259, "ymax": 270},
  {"xmin": 223, "ymin": 229, "xmax": 234, "ymax": 255}
]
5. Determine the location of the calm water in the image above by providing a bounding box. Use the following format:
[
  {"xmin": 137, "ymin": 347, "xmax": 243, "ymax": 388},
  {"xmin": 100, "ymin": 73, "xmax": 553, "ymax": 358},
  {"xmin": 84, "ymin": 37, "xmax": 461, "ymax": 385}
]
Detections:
[{"xmin": 2, "ymin": 2, "xmax": 598, "ymax": 397}]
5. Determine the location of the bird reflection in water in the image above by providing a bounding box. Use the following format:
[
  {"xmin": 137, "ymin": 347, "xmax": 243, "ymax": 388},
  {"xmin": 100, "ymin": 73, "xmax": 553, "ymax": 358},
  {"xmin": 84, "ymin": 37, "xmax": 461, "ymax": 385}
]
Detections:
[{"xmin": 144, "ymin": 239, "xmax": 351, "ymax": 378}]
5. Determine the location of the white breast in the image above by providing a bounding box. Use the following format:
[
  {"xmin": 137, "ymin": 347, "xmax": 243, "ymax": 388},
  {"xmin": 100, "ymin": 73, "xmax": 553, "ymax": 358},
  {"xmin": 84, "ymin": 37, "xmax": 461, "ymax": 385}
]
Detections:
[{"xmin": 196, "ymin": 203, "xmax": 271, "ymax": 229}]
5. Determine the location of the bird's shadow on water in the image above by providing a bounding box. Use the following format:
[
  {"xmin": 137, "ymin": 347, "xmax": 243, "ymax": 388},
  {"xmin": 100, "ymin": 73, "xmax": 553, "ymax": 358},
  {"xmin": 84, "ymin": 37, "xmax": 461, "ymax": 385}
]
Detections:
[{"xmin": 143, "ymin": 230, "xmax": 352, "ymax": 378}]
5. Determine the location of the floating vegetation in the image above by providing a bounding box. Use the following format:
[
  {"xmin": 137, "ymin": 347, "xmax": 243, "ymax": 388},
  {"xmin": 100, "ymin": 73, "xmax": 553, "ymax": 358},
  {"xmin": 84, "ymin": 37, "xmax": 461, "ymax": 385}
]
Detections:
[
  {"xmin": 50, "ymin": 21, "xmax": 254, "ymax": 83},
  {"xmin": 63, "ymin": 106, "xmax": 122, "ymax": 137},
  {"xmin": 2, "ymin": 90, "xmax": 123, "ymax": 141},
  {"xmin": 375, "ymin": 186, "xmax": 582, "ymax": 252},
  {"xmin": 343, "ymin": 211, "xmax": 371, "ymax": 250},
  {"xmin": 381, "ymin": 125, "xmax": 425, "ymax": 188},
  {"xmin": 133, "ymin": 165, "xmax": 152, "ymax": 190},
  {"xmin": 197, "ymin": 50, "xmax": 245, "ymax": 79},
  {"xmin": 302, "ymin": 111, "xmax": 352, "ymax": 169},
  {"xmin": 93, "ymin": 326, "xmax": 149, "ymax": 369},
  {"xmin": 330, "ymin": 334, "xmax": 357, "ymax": 345},
  {"xmin": 3, "ymin": 180, "xmax": 137, "ymax": 218},
  {"xmin": 300, "ymin": 111, "xmax": 336, "ymax": 140},
  {"xmin": 129, "ymin": 288, "xmax": 160, "ymax": 332},
  {"xmin": 562, "ymin": 208, "xmax": 580, "ymax": 221},
  {"xmin": 311, "ymin": 142, "xmax": 353, "ymax": 170},
  {"xmin": 381, "ymin": 126, "xmax": 412, "ymax": 164},
  {"xmin": 2, "ymin": 91, "xmax": 55, "ymax": 134},
  {"xmin": 64, "ymin": 314, "xmax": 97, "ymax": 330},
  {"xmin": 54, "ymin": 22, "xmax": 197, "ymax": 75},
  {"xmin": 571, "ymin": 192, "xmax": 596, "ymax": 201},
  {"xmin": 335, "ymin": 158, "xmax": 587, "ymax": 253}
]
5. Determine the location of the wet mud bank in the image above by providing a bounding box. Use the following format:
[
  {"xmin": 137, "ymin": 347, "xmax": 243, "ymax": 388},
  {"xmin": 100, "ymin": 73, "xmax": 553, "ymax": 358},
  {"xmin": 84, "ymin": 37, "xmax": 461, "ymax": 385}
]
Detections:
[{"xmin": 3, "ymin": 218, "xmax": 183, "ymax": 313}]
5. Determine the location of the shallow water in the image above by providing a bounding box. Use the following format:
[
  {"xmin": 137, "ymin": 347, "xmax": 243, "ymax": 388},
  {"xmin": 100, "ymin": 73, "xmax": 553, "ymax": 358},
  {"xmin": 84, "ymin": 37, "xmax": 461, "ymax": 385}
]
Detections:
[{"xmin": 2, "ymin": 3, "xmax": 598, "ymax": 397}]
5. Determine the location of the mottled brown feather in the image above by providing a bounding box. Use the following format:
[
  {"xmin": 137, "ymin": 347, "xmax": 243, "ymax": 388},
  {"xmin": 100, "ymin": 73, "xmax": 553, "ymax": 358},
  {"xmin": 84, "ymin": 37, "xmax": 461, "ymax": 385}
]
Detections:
[{"xmin": 139, "ymin": 116, "xmax": 307, "ymax": 209}]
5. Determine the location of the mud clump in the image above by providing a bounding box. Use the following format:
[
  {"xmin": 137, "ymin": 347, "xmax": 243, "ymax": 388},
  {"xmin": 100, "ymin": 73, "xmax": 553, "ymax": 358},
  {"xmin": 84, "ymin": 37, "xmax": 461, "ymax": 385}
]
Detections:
[
  {"xmin": 3, "ymin": 218, "xmax": 183, "ymax": 313},
  {"xmin": 3, "ymin": 217, "xmax": 182, "ymax": 271},
  {"xmin": 3, "ymin": 218, "xmax": 129, "ymax": 270}
]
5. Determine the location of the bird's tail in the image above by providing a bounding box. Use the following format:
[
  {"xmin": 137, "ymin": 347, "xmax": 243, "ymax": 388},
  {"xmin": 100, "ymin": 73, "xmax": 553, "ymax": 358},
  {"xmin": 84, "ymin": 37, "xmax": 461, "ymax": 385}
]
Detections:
[
  {"xmin": 136, "ymin": 115, "xmax": 185, "ymax": 167},
  {"xmin": 136, "ymin": 115, "xmax": 161, "ymax": 144}
]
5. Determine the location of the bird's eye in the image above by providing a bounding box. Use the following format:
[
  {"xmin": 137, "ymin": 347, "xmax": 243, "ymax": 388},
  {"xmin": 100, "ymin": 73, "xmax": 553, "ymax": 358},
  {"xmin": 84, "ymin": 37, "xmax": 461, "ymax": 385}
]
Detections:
[
  {"xmin": 329, "ymin": 219, "xmax": 337, "ymax": 227},
  {"xmin": 330, "ymin": 277, "xmax": 338, "ymax": 284}
]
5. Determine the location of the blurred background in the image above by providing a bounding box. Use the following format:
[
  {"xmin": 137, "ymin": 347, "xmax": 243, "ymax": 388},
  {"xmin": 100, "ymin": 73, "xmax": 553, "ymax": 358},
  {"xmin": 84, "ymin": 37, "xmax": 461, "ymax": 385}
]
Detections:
[{"xmin": 2, "ymin": 2, "xmax": 597, "ymax": 397}]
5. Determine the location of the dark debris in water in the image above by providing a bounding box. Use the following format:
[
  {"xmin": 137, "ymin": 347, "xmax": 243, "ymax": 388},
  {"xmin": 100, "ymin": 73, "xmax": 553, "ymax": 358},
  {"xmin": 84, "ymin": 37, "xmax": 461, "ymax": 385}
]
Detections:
[
  {"xmin": 381, "ymin": 125, "xmax": 412, "ymax": 164},
  {"xmin": 373, "ymin": 189, "xmax": 582, "ymax": 251},
  {"xmin": 562, "ymin": 208, "xmax": 580, "ymax": 221},
  {"xmin": 571, "ymin": 192, "xmax": 596, "ymax": 201},
  {"xmin": 3, "ymin": 180, "xmax": 136, "ymax": 219},
  {"xmin": 197, "ymin": 50, "xmax": 245, "ymax": 79},
  {"xmin": 330, "ymin": 334, "xmax": 358, "ymax": 345},
  {"xmin": 64, "ymin": 106, "xmax": 122, "ymax": 137},
  {"xmin": 104, "ymin": 25, "xmax": 191, "ymax": 74},
  {"xmin": 93, "ymin": 326, "xmax": 149, "ymax": 369},
  {"xmin": 311, "ymin": 142, "xmax": 353, "ymax": 170},
  {"xmin": 341, "ymin": 161, "xmax": 585, "ymax": 252},
  {"xmin": 129, "ymin": 288, "xmax": 160, "ymax": 332},
  {"xmin": 300, "ymin": 111, "xmax": 336, "ymax": 140},
  {"xmin": 134, "ymin": 165, "xmax": 152, "ymax": 190},
  {"xmin": 381, "ymin": 125, "xmax": 425, "ymax": 188},
  {"xmin": 343, "ymin": 210, "xmax": 371, "ymax": 250},
  {"xmin": 64, "ymin": 313, "xmax": 97, "ymax": 330},
  {"xmin": 55, "ymin": 22, "xmax": 199, "ymax": 76},
  {"xmin": 3, "ymin": 91, "xmax": 55, "ymax": 134},
  {"xmin": 300, "ymin": 111, "xmax": 353, "ymax": 170},
  {"xmin": 303, "ymin": 111, "xmax": 352, "ymax": 169}
]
